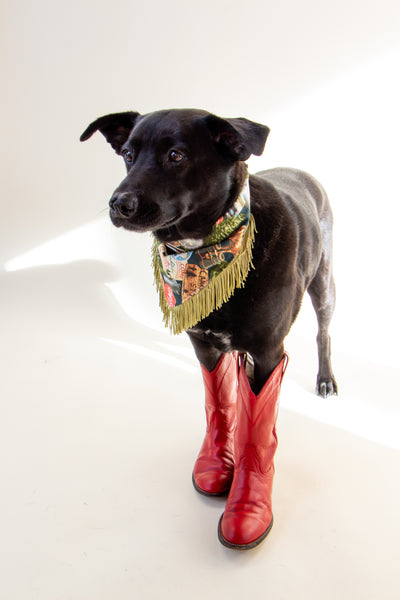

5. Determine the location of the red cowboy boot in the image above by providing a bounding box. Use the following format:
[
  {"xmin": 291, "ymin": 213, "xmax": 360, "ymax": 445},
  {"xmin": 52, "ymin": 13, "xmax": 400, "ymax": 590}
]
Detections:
[
  {"xmin": 192, "ymin": 352, "xmax": 238, "ymax": 496},
  {"xmin": 218, "ymin": 353, "xmax": 288, "ymax": 549}
]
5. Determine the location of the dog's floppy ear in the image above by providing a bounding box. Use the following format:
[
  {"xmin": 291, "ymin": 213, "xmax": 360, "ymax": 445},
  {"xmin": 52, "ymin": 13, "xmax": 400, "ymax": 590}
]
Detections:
[
  {"xmin": 204, "ymin": 114, "xmax": 270, "ymax": 161},
  {"xmin": 80, "ymin": 111, "xmax": 140, "ymax": 154}
]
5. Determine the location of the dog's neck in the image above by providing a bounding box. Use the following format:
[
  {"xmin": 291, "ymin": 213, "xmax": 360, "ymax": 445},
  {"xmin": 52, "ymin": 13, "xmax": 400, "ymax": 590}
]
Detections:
[{"xmin": 175, "ymin": 163, "xmax": 249, "ymax": 251}]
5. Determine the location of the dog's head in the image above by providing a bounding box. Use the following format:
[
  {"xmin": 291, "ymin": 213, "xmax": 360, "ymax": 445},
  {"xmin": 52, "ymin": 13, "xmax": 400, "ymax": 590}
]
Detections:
[{"xmin": 80, "ymin": 109, "xmax": 269, "ymax": 243}]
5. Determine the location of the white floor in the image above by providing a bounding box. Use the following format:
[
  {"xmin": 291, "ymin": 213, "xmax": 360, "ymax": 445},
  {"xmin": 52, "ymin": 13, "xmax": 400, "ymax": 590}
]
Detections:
[{"xmin": 1, "ymin": 228, "xmax": 399, "ymax": 600}]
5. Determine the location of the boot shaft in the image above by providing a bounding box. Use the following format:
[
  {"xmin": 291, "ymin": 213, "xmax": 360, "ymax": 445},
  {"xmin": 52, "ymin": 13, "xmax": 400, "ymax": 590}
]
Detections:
[
  {"xmin": 201, "ymin": 352, "xmax": 238, "ymax": 432},
  {"xmin": 201, "ymin": 352, "xmax": 238, "ymax": 406},
  {"xmin": 235, "ymin": 354, "xmax": 288, "ymax": 458}
]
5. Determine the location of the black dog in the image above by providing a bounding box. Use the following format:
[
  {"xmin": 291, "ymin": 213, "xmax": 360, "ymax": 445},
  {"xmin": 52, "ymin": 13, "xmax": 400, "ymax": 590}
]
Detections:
[
  {"xmin": 80, "ymin": 108, "xmax": 337, "ymax": 549},
  {"xmin": 80, "ymin": 108, "xmax": 337, "ymax": 397}
]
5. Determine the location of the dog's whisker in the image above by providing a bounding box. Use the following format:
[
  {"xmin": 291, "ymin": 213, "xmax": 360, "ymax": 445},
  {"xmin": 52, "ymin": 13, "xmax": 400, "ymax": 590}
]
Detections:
[{"xmin": 94, "ymin": 207, "xmax": 109, "ymax": 218}]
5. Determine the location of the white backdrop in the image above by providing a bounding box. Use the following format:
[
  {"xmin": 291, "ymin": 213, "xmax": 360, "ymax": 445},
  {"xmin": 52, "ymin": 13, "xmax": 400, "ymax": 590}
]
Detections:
[{"xmin": 2, "ymin": 0, "xmax": 400, "ymax": 441}]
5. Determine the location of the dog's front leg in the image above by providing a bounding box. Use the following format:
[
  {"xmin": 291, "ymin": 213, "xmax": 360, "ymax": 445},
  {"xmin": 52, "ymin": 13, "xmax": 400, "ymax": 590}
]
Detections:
[
  {"xmin": 218, "ymin": 346, "xmax": 288, "ymax": 549},
  {"xmin": 246, "ymin": 344, "xmax": 286, "ymax": 396},
  {"xmin": 187, "ymin": 332, "xmax": 237, "ymax": 496},
  {"xmin": 186, "ymin": 330, "xmax": 223, "ymax": 371}
]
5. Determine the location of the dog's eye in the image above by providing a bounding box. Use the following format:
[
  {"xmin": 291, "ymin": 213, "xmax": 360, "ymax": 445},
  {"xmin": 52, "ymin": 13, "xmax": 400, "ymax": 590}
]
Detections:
[
  {"xmin": 168, "ymin": 150, "xmax": 185, "ymax": 163},
  {"xmin": 122, "ymin": 149, "xmax": 134, "ymax": 163}
]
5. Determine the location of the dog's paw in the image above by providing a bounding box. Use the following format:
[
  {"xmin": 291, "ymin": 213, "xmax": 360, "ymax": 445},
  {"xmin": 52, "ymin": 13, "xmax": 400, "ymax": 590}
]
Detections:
[{"xmin": 316, "ymin": 376, "xmax": 338, "ymax": 398}]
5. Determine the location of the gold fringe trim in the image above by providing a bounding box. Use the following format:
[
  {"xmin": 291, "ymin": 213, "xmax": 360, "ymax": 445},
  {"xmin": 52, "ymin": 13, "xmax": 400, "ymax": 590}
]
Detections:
[{"xmin": 152, "ymin": 214, "xmax": 257, "ymax": 335}]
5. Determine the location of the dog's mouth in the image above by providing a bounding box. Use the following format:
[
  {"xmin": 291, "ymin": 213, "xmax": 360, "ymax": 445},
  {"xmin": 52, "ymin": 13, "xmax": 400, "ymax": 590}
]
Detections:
[
  {"xmin": 108, "ymin": 193, "xmax": 212, "ymax": 242},
  {"xmin": 109, "ymin": 204, "xmax": 179, "ymax": 233}
]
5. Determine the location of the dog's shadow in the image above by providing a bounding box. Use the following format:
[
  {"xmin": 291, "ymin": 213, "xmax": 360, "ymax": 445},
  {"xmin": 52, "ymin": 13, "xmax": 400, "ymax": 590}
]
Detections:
[{"xmin": 1, "ymin": 258, "xmax": 178, "ymax": 346}]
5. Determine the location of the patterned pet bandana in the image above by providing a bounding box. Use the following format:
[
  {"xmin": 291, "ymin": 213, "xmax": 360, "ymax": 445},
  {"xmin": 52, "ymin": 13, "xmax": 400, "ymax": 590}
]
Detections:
[{"xmin": 152, "ymin": 175, "xmax": 256, "ymax": 334}]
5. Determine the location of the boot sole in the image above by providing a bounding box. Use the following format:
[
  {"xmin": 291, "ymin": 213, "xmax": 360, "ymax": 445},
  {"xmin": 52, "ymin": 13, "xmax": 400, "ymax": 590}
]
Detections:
[
  {"xmin": 217, "ymin": 514, "xmax": 274, "ymax": 550},
  {"xmin": 192, "ymin": 473, "xmax": 231, "ymax": 497}
]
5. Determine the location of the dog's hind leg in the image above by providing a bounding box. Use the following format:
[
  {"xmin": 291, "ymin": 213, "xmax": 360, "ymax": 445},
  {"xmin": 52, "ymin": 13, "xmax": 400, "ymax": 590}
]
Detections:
[{"xmin": 308, "ymin": 218, "xmax": 338, "ymax": 397}]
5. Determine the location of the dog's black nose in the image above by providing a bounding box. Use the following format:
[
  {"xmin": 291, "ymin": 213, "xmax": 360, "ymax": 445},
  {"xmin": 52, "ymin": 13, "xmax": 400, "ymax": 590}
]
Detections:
[{"xmin": 109, "ymin": 194, "xmax": 137, "ymax": 219}]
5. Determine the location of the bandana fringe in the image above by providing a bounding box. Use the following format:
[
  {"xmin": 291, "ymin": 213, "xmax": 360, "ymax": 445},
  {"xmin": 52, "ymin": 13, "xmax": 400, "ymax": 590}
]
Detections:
[{"xmin": 152, "ymin": 213, "xmax": 257, "ymax": 334}]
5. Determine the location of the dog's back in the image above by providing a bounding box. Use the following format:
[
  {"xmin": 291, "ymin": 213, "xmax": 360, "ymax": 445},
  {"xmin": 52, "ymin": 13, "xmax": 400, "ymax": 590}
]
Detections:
[{"xmin": 255, "ymin": 167, "xmax": 332, "ymax": 282}]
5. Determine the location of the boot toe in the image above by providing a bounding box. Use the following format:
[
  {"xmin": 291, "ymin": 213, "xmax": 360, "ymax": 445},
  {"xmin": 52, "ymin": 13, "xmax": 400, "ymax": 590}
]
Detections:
[{"xmin": 218, "ymin": 511, "xmax": 273, "ymax": 549}]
